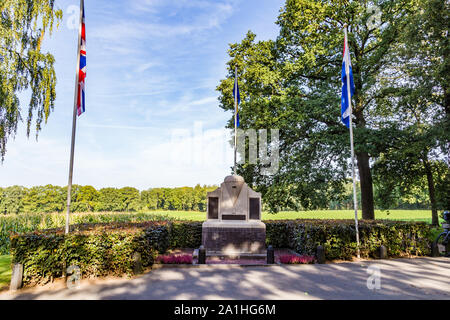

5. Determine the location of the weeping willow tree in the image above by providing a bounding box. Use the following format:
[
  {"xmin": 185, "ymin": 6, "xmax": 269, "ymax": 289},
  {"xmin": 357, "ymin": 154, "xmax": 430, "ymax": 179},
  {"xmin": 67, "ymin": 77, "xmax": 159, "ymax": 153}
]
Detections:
[{"xmin": 0, "ymin": 0, "xmax": 63, "ymax": 160}]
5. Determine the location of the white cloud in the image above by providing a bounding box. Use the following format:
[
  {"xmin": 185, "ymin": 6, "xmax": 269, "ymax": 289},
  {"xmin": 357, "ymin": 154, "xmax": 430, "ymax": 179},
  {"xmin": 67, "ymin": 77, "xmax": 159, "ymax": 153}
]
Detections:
[{"xmin": 0, "ymin": 123, "xmax": 233, "ymax": 189}]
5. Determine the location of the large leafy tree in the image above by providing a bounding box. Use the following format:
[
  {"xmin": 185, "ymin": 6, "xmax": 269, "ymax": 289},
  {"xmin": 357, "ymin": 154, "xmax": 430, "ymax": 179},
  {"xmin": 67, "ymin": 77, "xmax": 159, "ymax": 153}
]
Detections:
[
  {"xmin": 0, "ymin": 0, "xmax": 62, "ymax": 160},
  {"xmin": 0, "ymin": 185, "xmax": 26, "ymax": 214},
  {"xmin": 217, "ymin": 0, "xmax": 424, "ymax": 219},
  {"xmin": 371, "ymin": 0, "xmax": 449, "ymax": 225}
]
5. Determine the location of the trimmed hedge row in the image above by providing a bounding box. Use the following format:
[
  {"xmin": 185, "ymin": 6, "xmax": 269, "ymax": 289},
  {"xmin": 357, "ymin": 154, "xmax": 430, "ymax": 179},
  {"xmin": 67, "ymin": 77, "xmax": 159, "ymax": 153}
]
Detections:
[
  {"xmin": 0, "ymin": 212, "xmax": 173, "ymax": 255},
  {"xmin": 169, "ymin": 221, "xmax": 202, "ymax": 248},
  {"xmin": 11, "ymin": 219, "xmax": 433, "ymax": 286},
  {"xmin": 265, "ymin": 220, "xmax": 433, "ymax": 260},
  {"xmin": 163, "ymin": 219, "xmax": 433, "ymax": 260},
  {"xmin": 11, "ymin": 222, "xmax": 170, "ymax": 286}
]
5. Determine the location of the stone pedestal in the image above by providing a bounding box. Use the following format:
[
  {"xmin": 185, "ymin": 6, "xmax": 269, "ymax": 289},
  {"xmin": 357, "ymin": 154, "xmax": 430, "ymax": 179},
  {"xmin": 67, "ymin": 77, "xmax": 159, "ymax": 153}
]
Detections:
[{"xmin": 202, "ymin": 175, "xmax": 266, "ymax": 257}]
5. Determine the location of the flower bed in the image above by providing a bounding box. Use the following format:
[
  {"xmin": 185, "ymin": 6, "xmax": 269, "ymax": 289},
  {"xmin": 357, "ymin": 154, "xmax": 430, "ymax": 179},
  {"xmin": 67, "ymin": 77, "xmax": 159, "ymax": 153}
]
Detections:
[
  {"xmin": 278, "ymin": 254, "xmax": 315, "ymax": 264},
  {"xmin": 156, "ymin": 254, "xmax": 193, "ymax": 264}
]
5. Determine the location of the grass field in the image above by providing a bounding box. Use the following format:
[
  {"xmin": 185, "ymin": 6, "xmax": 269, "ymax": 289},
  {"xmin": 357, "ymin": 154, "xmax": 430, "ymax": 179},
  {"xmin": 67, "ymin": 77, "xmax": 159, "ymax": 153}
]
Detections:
[
  {"xmin": 0, "ymin": 255, "xmax": 12, "ymax": 291},
  {"xmin": 142, "ymin": 209, "xmax": 440, "ymax": 224}
]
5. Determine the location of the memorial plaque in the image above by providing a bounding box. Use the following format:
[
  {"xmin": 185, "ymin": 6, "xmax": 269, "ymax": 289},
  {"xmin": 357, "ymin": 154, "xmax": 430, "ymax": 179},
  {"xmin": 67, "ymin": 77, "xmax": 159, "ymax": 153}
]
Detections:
[
  {"xmin": 208, "ymin": 197, "xmax": 219, "ymax": 219},
  {"xmin": 222, "ymin": 215, "xmax": 246, "ymax": 221},
  {"xmin": 249, "ymin": 198, "xmax": 260, "ymax": 220}
]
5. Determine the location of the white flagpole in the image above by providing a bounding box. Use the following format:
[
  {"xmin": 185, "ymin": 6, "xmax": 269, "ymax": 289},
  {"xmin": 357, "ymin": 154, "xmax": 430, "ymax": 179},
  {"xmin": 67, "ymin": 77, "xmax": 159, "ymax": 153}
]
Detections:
[
  {"xmin": 344, "ymin": 24, "xmax": 361, "ymax": 258},
  {"xmin": 234, "ymin": 66, "xmax": 238, "ymax": 175},
  {"xmin": 65, "ymin": 0, "xmax": 84, "ymax": 234}
]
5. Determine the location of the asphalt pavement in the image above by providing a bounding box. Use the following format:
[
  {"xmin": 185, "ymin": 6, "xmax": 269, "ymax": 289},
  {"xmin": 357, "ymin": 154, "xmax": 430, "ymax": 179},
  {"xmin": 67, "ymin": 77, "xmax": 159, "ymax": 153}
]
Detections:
[{"xmin": 1, "ymin": 257, "xmax": 449, "ymax": 300}]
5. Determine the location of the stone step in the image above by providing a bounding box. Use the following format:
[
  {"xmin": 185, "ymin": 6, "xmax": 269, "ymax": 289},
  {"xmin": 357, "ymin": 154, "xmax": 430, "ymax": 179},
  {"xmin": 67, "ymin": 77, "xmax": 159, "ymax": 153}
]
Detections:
[{"xmin": 193, "ymin": 249, "xmax": 266, "ymax": 259}]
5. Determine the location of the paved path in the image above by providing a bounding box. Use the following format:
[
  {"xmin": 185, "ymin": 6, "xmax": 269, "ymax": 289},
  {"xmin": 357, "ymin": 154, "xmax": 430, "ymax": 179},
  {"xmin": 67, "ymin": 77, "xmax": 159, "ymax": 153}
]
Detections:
[{"xmin": 1, "ymin": 257, "xmax": 449, "ymax": 300}]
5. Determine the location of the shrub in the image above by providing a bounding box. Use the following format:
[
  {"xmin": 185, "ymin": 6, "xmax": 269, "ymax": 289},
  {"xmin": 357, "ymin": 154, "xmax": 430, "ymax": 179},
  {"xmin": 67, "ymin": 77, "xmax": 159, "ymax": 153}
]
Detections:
[
  {"xmin": 0, "ymin": 212, "xmax": 172, "ymax": 255},
  {"xmin": 156, "ymin": 254, "xmax": 193, "ymax": 264},
  {"xmin": 266, "ymin": 219, "xmax": 433, "ymax": 261},
  {"xmin": 10, "ymin": 221, "xmax": 170, "ymax": 286},
  {"xmin": 279, "ymin": 254, "xmax": 315, "ymax": 264},
  {"xmin": 10, "ymin": 219, "xmax": 433, "ymax": 286},
  {"xmin": 169, "ymin": 221, "xmax": 202, "ymax": 248}
]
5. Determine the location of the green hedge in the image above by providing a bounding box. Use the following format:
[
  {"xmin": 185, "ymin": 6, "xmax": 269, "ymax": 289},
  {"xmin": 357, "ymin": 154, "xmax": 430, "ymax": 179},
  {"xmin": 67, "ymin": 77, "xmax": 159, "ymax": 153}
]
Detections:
[
  {"xmin": 0, "ymin": 212, "xmax": 172, "ymax": 255},
  {"xmin": 11, "ymin": 219, "xmax": 433, "ymax": 286},
  {"xmin": 11, "ymin": 222, "xmax": 170, "ymax": 286},
  {"xmin": 265, "ymin": 220, "xmax": 433, "ymax": 260},
  {"xmin": 169, "ymin": 221, "xmax": 202, "ymax": 248}
]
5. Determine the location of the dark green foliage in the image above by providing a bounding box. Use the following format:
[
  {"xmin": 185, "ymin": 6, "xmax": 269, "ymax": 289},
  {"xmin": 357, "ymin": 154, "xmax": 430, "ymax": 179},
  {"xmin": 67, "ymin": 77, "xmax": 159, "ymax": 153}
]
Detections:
[
  {"xmin": 10, "ymin": 222, "xmax": 170, "ymax": 286},
  {"xmin": 0, "ymin": 186, "xmax": 26, "ymax": 214},
  {"xmin": 168, "ymin": 222, "xmax": 203, "ymax": 249},
  {"xmin": 265, "ymin": 220, "xmax": 433, "ymax": 260},
  {"xmin": 216, "ymin": 0, "xmax": 449, "ymax": 223},
  {"xmin": 10, "ymin": 219, "xmax": 433, "ymax": 285},
  {"xmin": 70, "ymin": 185, "xmax": 99, "ymax": 212},
  {"xmin": 0, "ymin": 184, "xmax": 217, "ymax": 215},
  {"xmin": 141, "ymin": 185, "xmax": 216, "ymax": 211},
  {"xmin": 22, "ymin": 185, "xmax": 66, "ymax": 213},
  {"xmin": 0, "ymin": 212, "xmax": 173, "ymax": 255}
]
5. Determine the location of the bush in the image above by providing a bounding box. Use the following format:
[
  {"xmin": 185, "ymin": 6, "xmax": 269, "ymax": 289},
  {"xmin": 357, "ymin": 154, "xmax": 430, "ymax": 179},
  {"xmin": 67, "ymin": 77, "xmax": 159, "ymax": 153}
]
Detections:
[
  {"xmin": 0, "ymin": 212, "xmax": 172, "ymax": 255},
  {"xmin": 169, "ymin": 221, "xmax": 202, "ymax": 248},
  {"xmin": 10, "ymin": 219, "xmax": 433, "ymax": 286},
  {"xmin": 266, "ymin": 219, "xmax": 433, "ymax": 260},
  {"xmin": 10, "ymin": 222, "xmax": 170, "ymax": 286}
]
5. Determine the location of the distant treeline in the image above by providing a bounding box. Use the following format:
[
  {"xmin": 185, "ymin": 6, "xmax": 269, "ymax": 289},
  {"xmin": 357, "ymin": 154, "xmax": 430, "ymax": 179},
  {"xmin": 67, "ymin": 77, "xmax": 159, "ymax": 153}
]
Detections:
[
  {"xmin": 0, "ymin": 182, "xmax": 434, "ymax": 215},
  {"xmin": 0, "ymin": 185, "xmax": 217, "ymax": 214}
]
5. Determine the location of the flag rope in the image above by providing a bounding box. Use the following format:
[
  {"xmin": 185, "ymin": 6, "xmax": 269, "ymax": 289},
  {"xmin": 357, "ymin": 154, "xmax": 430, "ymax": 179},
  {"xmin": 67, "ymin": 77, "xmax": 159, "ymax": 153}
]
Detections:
[
  {"xmin": 65, "ymin": 0, "xmax": 84, "ymax": 234},
  {"xmin": 344, "ymin": 24, "xmax": 361, "ymax": 258}
]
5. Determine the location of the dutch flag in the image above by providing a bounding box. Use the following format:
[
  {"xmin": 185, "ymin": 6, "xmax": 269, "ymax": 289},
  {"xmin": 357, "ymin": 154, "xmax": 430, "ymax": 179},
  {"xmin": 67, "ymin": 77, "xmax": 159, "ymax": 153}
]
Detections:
[
  {"xmin": 233, "ymin": 69, "xmax": 240, "ymax": 128},
  {"xmin": 341, "ymin": 37, "xmax": 355, "ymax": 128}
]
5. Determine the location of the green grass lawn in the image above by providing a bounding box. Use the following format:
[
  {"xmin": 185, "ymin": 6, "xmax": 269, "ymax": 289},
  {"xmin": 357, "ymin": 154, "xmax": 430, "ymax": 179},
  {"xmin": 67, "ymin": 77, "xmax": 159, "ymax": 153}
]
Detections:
[
  {"xmin": 144, "ymin": 209, "xmax": 439, "ymax": 223},
  {"xmin": 0, "ymin": 255, "xmax": 12, "ymax": 291}
]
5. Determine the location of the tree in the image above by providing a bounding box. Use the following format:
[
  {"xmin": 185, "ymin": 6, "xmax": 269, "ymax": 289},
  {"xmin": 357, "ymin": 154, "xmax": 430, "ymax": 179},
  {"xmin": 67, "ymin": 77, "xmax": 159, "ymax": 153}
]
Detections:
[
  {"xmin": 22, "ymin": 185, "xmax": 65, "ymax": 213},
  {"xmin": 217, "ymin": 0, "xmax": 422, "ymax": 218},
  {"xmin": 371, "ymin": 0, "xmax": 449, "ymax": 225},
  {"xmin": 0, "ymin": 185, "xmax": 26, "ymax": 214},
  {"xmin": 71, "ymin": 185, "xmax": 99, "ymax": 212},
  {"xmin": 95, "ymin": 188, "xmax": 123, "ymax": 212},
  {"xmin": 119, "ymin": 187, "xmax": 141, "ymax": 212},
  {"xmin": 0, "ymin": 0, "xmax": 62, "ymax": 160}
]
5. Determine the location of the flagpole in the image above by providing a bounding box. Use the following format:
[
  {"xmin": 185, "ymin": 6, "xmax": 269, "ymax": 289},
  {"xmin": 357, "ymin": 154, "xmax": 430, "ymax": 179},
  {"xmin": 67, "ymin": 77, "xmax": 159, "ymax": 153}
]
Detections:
[
  {"xmin": 234, "ymin": 66, "xmax": 238, "ymax": 175},
  {"xmin": 65, "ymin": 0, "xmax": 84, "ymax": 234},
  {"xmin": 344, "ymin": 24, "xmax": 361, "ymax": 258}
]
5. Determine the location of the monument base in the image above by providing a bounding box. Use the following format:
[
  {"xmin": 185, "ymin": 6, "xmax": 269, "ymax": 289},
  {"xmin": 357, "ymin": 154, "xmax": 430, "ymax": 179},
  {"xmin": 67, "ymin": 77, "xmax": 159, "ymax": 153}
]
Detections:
[{"xmin": 202, "ymin": 221, "xmax": 266, "ymax": 256}]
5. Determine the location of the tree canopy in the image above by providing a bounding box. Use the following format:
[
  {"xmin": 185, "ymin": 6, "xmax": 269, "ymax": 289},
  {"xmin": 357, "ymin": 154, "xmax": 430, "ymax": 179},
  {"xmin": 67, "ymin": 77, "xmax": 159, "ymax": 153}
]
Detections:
[
  {"xmin": 0, "ymin": 0, "xmax": 62, "ymax": 160},
  {"xmin": 217, "ymin": 0, "xmax": 449, "ymax": 221}
]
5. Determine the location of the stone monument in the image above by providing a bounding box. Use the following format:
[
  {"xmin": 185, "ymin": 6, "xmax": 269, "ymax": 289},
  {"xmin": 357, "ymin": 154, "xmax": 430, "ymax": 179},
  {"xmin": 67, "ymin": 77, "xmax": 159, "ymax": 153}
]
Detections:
[{"xmin": 202, "ymin": 175, "xmax": 266, "ymax": 257}]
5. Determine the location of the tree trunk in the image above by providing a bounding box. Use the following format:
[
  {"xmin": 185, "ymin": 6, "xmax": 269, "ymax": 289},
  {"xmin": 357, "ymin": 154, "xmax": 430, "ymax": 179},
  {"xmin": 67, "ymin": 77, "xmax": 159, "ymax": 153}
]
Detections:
[
  {"xmin": 423, "ymin": 158, "xmax": 439, "ymax": 226},
  {"xmin": 356, "ymin": 151, "xmax": 375, "ymax": 220},
  {"xmin": 354, "ymin": 106, "xmax": 375, "ymax": 220}
]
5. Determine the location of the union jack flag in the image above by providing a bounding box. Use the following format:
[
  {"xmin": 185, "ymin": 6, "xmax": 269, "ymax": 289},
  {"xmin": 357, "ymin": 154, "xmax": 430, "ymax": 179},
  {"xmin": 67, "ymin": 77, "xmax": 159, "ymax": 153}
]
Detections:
[{"xmin": 77, "ymin": 3, "xmax": 86, "ymax": 116}]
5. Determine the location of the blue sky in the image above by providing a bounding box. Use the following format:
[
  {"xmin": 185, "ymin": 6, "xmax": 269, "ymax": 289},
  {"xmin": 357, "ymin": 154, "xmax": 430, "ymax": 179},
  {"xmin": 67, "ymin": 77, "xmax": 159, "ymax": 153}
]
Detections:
[{"xmin": 0, "ymin": 0, "xmax": 282, "ymax": 190}]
